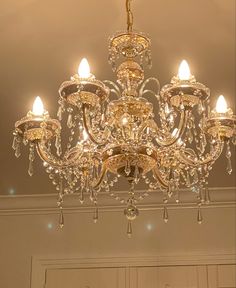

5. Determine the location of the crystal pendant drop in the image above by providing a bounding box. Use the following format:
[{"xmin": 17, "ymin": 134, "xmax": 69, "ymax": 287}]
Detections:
[
  {"xmin": 79, "ymin": 189, "xmax": 84, "ymax": 204},
  {"xmin": 197, "ymin": 206, "xmax": 203, "ymax": 224},
  {"xmin": 14, "ymin": 140, "xmax": 21, "ymax": 158},
  {"xmin": 125, "ymin": 161, "xmax": 131, "ymax": 176},
  {"xmin": 163, "ymin": 206, "xmax": 169, "ymax": 223},
  {"xmin": 93, "ymin": 206, "xmax": 98, "ymax": 223},
  {"xmin": 226, "ymin": 141, "xmax": 232, "ymax": 174},
  {"xmin": 193, "ymin": 169, "xmax": 198, "ymax": 184},
  {"xmin": 12, "ymin": 136, "xmax": 18, "ymax": 150},
  {"xmin": 232, "ymin": 135, "xmax": 236, "ymax": 145},
  {"xmin": 205, "ymin": 187, "xmax": 211, "ymax": 204},
  {"xmin": 67, "ymin": 113, "xmax": 73, "ymax": 128},
  {"xmin": 134, "ymin": 165, "xmax": 139, "ymax": 184},
  {"xmin": 57, "ymin": 106, "xmax": 63, "ymax": 121},
  {"xmin": 59, "ymin": 208, "xmax": 64, "ymax": 228},
  {"xmin": 28, "ymin": 144, "xmax": 35, "ymax": 176},
  {"xmin": 127, "ymin": 221, "xmax": 132, "ymax": 238},
  {"xmin": 28, "ymin": 160, "xmax": 34, "ymax": 176},
  {"xmin": 186, "ymin": 172, "xmax": 191, "ymax": 187}
]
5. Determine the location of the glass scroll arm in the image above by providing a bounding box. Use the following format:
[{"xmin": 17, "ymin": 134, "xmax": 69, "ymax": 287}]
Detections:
[
  {"xmin": 82, "ymin": 104, "xmax": 112, "ymax": 146},
  {"xmin": 36, "ymin": 141, "xmax": 83, "ymax": 169},
  {"xmin": 176, "ymin": 139, "xmax": 224, "ymax": 167},
  {"xmin": 153, "ymin": 110, "xmax": 190, "ymax": 147},
  {"xmin": 103, "ymin": 80, "xmax": 121, "ymax": 98},
  {"xmin": 139, "ymin": 77, "xmax": 161, "ymax": 100}
]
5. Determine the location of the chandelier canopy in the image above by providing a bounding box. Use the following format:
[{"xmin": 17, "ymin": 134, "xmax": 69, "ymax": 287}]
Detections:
[{"xmin": 13, "ymin": 0, "xmax": 236, "ymax": 236}]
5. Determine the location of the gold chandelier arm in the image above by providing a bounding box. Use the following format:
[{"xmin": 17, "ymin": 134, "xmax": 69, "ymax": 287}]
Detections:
[
  {"xmin": 154, "ymin": 110, "xmax": 190, "ymax": 147},
  {"xmin": 82, "ymin": 105, "xmax": 111, "ymax": 146},
  {"xmin": 152, "ymin": 166, "xmax": 169, "ymax": 188},
  {"xmin": 176, "ymin": 140, "xmax": 224, "ymax": 167},
  {"xmin": 126, "ymin": 0, "xmax": 134, "ymax": 32},
  {"xmin": 36, "ymin": 142, "xmax": 82, "ymax": 168}
]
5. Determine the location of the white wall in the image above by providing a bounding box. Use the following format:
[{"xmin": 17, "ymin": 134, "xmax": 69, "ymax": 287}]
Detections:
[{"xmin": 0, "ymin": 189, "xmax": 235, "ymax": 288}]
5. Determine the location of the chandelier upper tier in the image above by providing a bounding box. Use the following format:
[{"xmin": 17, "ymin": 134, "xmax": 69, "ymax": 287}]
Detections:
[{"xmin": 13, "ymin": 0, "xmax": 236, "ymax": 236}]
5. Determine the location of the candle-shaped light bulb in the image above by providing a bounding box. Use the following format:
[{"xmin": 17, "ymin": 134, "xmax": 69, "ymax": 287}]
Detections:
[
  {"xmin": 178, "ymin": 60, "xmax": 191, "ymax": 80},
  {"xmin": 216, "ymin": 95, "xmax": 228, "ymax": 113},
  {"xmin": 78, "ymin": 58, "xmax": 91, "ymax": 78},
  {"xmin": 32, "ymin": 96, "xmax": 44, "ymax": 116}
]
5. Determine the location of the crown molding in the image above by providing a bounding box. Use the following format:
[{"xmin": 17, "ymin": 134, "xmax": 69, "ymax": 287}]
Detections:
[{"xmin": 0, "ymin": 186, "xmax": 235, "ymax": 216}]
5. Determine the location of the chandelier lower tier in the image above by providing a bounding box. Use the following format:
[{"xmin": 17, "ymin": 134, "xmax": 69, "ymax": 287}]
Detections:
[{"xmin": 13, "ymin": 0, "xmax": 236, "ymax": 236}]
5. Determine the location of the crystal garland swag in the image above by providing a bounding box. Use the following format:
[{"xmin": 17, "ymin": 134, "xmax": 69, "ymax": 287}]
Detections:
[{"xmin": 13, "ymin": 0, "xmax": 236, "ymax": 236}]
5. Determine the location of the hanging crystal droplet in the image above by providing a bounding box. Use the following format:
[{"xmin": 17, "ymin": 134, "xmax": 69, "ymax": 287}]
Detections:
[
  {"xmin": 205, "ymin": 187, "xmax": 211, "ymax": 204},
  {"xmin": 12, "ymin": 136, "xmax": 18, "ymax": 150},
  {"xmin": 163, "ymin": 206, "xmax": 169, "ymax": 223},
  {"xmin": 134, "ymin": 165, "xmax": 139, "ymax": 184},
  {"xmin": 28, "ymin": 144, "xmax": 35, "ymax": 176},
  {"xmin": 79, "ymin": 189, "xmax": 84, "ymax": 204},
  {"xmin": 186, "ymin": 172, "xmax": 191, "ymax": 187},
  {"xmin": 175, "ymin": 188, "xmax": 180, "ymax": 203},
  {"xmin": 197, "ymin": 206, "xmax": 203, "ymax": 224},
  {"xmin": 59, "ymin": 208, "xmax": 64, "ymax": 228},
  {"xmin": 125, "ymin": 161, "xmax": 131, "ymax": 176},
  {"xmin": 226, "ymin": 141, "xmax": 232, "ymax": 174},
  {"xmin": 28, "ymin": 160, "xmax": 34, "ymax": 176},
  {"xmin": 67, "ymin": 113, "xmax": 73, "ymax": 128},
  {"xmin": 127, "ymin": 221, "xmax": 132, "ymax": 238},
  {"xmin": 14, "ymin": 139, "xmax": 21, "ymax": 158},
  {"xmin": 193, "ymin": 169, "xmax": 199, "ymax": 184},
  {"xmin": 93, "ymin": 206, "xmax": 98, "ymax": 223},
  {"xmin": 57, "ymin": 106, "xmax": 63, "ymax": 121},
  {"xmin": 198, "ymin": 102, "xmax": 203, "ymax": 115},
  {"xmin": 232, "ymin": 135, "xmax": 236, "ymax": 145}
]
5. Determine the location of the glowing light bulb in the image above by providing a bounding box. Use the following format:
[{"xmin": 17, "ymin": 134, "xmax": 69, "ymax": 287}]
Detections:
[
  {"xmin": 32, "ymin": 96, "xmax": 44, "ymax": 116},
  {"xmin": 78, "ymin": 58, "xmax": 91, "ymax": 78},
  {"xmin": 178, "ymin": 60, "xmax": 191, "ymax": 80},
  {"xmin": 216, "ymin": 95, "xmax": 228, "ymax": 113}
]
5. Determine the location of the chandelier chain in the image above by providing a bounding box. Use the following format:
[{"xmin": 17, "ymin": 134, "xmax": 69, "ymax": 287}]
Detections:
[{"xmin": 126, "ymin": 0, "xmax": 134, "ymax": 32}]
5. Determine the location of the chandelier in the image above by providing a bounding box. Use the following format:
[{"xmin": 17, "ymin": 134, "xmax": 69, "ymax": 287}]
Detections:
[{"xmin": 13, "ymin": 0, "xmax": 236, "ymax": 236}]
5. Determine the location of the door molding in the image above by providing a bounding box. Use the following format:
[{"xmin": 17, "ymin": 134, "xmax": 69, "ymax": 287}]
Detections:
[{"xmin": 31, "ymin": 252, "xmax": 236, "ymax": 288}]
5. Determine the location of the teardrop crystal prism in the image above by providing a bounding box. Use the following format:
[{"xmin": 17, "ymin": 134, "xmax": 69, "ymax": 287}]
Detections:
[
  {"xmin": 163, "ymin": 206, "xmax": 169, "ymax": 223},
  {"xmin": 197, "ymin": 207, "xmax": 203, "ymax": 224},
  {"xmin": 59, "ymin": 209, "xmax": 64, "ymax": 228},
  {"xmin": 15, "ymin": 143, "xmax": 21, "ymax": 158},
  {"xmin": 28, "ymin": 160, "xmax": 34, "ymax": 176},
  {"xmin": 12, "ymin": 136, "xmax": 17, "ymax": 150},
  {"xmin": 127, "ymin": 221, "xmax": 132, "ymax": 238},
  {"xmin": 125, "ymin": 161, "xmax": 131, "ymax": 176},
  {"xmin": 57, "ymin": 106, "xmax": 63, "ymax": 121},
  {"xmin": 93, "ymin": 207, "xmax": 98, "ymax": 223},
  {"xmin": 67, "ymin": 113, "xmax": 73, "ymax": 128}
]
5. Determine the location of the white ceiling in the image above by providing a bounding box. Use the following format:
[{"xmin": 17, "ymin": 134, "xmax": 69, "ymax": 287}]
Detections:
[{"xmin": 0, "ymin": 0, "xmax": 235, "ymax": 195}]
